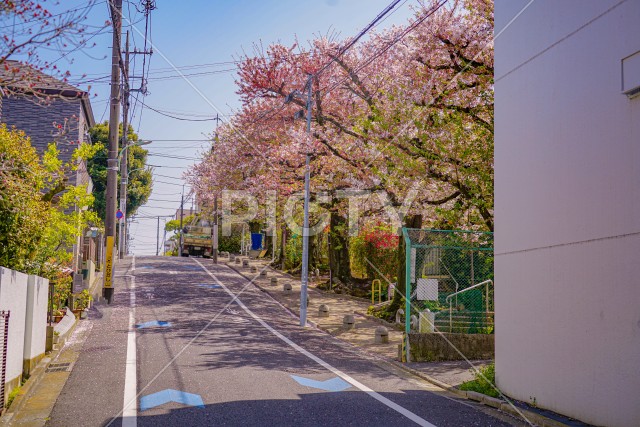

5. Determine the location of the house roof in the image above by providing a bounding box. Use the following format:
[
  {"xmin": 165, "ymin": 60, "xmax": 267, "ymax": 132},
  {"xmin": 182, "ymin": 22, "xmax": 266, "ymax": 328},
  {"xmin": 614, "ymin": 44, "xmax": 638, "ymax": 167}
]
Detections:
[{"xmin": 0, "ymin": 60, "xmax": 95, "ymax": 127}]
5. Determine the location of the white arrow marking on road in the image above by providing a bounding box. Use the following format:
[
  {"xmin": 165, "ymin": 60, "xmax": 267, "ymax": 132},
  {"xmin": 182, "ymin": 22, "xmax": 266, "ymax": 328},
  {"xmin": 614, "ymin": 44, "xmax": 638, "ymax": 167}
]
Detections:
[{"xmin": 291, "ymin": 375, "xmax": 352, "ymax": 392}]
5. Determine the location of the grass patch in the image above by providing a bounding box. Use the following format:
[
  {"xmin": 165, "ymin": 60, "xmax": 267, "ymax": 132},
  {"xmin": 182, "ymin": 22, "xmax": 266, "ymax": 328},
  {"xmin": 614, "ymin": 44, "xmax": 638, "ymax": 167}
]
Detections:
[
  {"xmin": 458, "ymin": 363, "xmax": 499, "ymax": 398},
  {"xmin": 5, "ymin": 385, "xmax": 21, "ymax": 409}
]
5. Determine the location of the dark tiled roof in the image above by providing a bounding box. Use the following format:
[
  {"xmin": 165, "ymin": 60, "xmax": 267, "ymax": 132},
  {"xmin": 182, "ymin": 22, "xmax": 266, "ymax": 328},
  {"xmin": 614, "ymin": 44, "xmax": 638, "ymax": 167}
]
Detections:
[{"xmin": 0, "ymin": 60, "xmax": 85, "ymax": 95}]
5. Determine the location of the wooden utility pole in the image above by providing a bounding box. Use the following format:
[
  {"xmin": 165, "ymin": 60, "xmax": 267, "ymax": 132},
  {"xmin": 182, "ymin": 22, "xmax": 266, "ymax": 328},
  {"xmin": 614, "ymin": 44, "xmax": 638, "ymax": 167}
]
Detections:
[{"xmin": 103, "ymin": 0, "xmax": 123, "ymax": 303}]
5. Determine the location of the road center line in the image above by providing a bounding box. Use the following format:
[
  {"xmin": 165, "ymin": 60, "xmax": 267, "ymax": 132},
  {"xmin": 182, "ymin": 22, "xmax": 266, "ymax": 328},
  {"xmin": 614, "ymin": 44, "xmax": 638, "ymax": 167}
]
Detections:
[
  {"xmin": 122, "ymin": 256, "xmax": 137, "ymax": 427},
  {"xmin": 193, "ymin": 259, "xmax": 436, "ymax": 427}
]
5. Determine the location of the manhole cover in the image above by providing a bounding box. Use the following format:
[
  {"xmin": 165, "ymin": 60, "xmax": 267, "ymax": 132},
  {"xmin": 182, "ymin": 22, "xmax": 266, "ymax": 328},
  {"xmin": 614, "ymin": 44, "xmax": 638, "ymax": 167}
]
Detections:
[{"xmin": 46, "ymin": 362, "xmax": 73, "ymax": 373}]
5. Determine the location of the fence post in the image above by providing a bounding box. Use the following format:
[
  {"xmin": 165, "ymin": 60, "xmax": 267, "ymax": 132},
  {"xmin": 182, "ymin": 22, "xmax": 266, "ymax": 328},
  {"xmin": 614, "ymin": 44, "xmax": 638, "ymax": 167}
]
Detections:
[{"xmin": 403, "ymin": 228, "xmax": 411, "ymax": 363}]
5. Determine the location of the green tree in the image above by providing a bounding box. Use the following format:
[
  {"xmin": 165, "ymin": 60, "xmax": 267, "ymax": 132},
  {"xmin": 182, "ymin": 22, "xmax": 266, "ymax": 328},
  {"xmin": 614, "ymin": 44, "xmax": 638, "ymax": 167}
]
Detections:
[
  {"xmin": 0, "ymin": 124, "xmax": 100, "ymax": 277},
  {"xmin": 87, "ymin": 122, "xmax": 152, "ymax": 221},
  {"xmin": 0, "ymin": 124, "xmax": 51, "ymax": 271}
]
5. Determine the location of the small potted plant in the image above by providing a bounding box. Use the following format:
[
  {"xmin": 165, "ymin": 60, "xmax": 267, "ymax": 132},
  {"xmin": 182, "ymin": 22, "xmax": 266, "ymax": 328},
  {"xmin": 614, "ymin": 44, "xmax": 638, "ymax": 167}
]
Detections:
[
  {"xmin": 52, "ymin": 309, "xmax": 65, "ymax": 323},
  {"xmin": 72, "ymin": 290, "xmax": 92, "ymax": 319}
]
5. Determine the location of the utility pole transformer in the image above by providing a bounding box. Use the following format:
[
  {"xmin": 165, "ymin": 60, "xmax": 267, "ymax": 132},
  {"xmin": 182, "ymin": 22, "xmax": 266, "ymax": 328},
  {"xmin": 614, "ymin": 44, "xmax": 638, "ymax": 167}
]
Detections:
[{"xmin": 103, "ymin": 0, "xmax": 123, "ymax": 304}]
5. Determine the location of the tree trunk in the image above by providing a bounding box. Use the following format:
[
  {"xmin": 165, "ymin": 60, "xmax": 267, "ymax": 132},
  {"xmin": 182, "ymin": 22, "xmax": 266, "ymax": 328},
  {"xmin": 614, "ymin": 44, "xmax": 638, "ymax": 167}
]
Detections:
[
  {"xmin": 388, "ymin": 215, "xmax": 423, "ymax": 315},
  {"xmin": 328, "ymin": 210, "xmax": 351, "ymax": 284},
  {"xmin": 280, "ymin": 224, "xmax": 288, "ymax": 270}
]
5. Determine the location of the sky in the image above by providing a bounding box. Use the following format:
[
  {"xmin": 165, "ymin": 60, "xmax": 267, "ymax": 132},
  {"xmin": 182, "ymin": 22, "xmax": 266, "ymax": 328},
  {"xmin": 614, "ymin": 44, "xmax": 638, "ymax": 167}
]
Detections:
[{"xmin": 39, "ymin": 0, "xmax": 418, "ymax": 255}]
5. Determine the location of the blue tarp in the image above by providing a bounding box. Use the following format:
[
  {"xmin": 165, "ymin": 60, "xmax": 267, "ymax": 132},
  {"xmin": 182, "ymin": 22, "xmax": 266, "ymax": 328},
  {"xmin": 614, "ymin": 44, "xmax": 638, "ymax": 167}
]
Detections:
[{"xmin": 251, "ymin": 233, "xmax": 263, "ymax": 250}]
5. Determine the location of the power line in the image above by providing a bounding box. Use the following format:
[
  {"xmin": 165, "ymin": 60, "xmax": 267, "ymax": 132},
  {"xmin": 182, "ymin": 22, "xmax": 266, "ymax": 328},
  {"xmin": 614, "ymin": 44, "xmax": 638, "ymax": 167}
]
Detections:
[{"xmin": 140, "ymin": 100, "xmax": 221, "ymax": 121}]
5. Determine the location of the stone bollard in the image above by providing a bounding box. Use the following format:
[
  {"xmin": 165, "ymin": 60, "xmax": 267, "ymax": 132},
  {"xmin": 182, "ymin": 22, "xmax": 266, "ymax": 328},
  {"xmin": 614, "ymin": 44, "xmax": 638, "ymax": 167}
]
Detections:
[
  {"xmin": 250, "ymin": 266, "xmax": 257, "ymax": 273},
  {"xmin": 242, "ymin": 259, "xmax": 249, "ymax": 267},
  {"xmin": 260, "ymin": 270, "xmax": 267, "ymax": 277},
  {"xmin": 343, "ymin": 314, "xmax": 355, "ymax": 329},
  {"xmin": 235, "ymin": 257, "xmax": 241, "ymax": 264},
  {"xmin": 229, "ymin": 254, "xmax": 235, "ymax": 261},
  {"xmin": 283, "ymin": 282, "xmax": 292, "ymax": 294},
  {"xmin": 375, "ymin": 326, "xmax": 389, "ymax": 344},
  {"xmin": 270, "ymin": 277, "xmax": 279, "ymax": 285},
  {"xmin": 318, "ymin": 304, "xmax": 329, "ymax": 317}
]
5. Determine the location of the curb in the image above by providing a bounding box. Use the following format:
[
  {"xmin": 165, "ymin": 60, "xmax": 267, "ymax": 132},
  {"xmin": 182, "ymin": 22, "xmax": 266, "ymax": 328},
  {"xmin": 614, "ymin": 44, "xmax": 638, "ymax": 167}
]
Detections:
[{"xmin": 390, "ymin": 359, "xmax": 573, "ymax": 426}]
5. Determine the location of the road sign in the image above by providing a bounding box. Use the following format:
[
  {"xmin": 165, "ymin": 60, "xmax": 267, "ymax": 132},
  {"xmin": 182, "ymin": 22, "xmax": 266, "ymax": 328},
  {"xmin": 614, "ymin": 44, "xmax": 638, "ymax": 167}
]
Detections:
[
  {"xmin": 116, "ymin": 209, "xmax": 123, "ymax": 219},
  {"xmin": 104, "ymin": 236, "xmax": 114, "ymax": 289}
]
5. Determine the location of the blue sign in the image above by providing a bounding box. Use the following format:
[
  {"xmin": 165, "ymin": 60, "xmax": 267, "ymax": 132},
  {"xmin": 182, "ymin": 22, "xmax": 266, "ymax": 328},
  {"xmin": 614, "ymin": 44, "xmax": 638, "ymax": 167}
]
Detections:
[
  {"xmin": 116, "ymin": 209, "xmax": 123, "ymax": 219},
  {"xmin": 290, "ymin": 375, "xmax": 351, "ymax": 392},
  {"xmin": 140, "ymin": 389, "xmax": 204, "ymax": 411},
  {"xmin": 251, "ymin": 233, "xmax": 263, "ymax": 250}
]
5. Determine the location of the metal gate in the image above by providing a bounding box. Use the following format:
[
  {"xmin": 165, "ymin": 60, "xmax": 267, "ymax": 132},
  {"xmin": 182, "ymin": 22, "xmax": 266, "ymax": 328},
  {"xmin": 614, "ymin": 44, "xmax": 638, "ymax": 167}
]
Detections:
[{"xmin": 0, "ymin": 311, "xmax": 9, "ymax": 412}]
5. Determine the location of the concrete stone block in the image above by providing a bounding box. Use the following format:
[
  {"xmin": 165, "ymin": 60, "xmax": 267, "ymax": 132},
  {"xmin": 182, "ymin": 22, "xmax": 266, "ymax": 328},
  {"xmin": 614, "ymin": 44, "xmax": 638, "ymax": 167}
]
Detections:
[
  {"xmin": 250, "ymin": 266, "xmax": 257, "ymax": 273},
  {"xmin": 375, "ymin": 326, "xmax": 389, "ymax": 344},
  {"xmin": 318, "ymin": 304, "xmax": 329, "ymax": 317},
  {"xmin": 260, "ymin": 270, "xmax": 267, "ymax": 277},
  {"xmin": 270, "ymin": 277, "xmax": 279, "ymax": 285},
  {"xmin": 242, "ymin": 259, "xmax": 249, "ymax": 267},
  {"xmin": 343, "ymin": 314, "xmax": 355, "ymax": 329},
  {"xmin": 283, "ymin": 282, "xmax": 292, "ymax": 294}
]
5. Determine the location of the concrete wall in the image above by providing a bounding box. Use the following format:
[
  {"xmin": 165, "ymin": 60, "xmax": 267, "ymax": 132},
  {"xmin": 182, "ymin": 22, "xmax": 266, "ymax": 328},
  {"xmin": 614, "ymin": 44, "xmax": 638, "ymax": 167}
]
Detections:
[
  {"xmin": 495, "ymin": 1, "xmax": 640, "ymax": 426},
  {"xmin": 409, "ymin": 333, "xmax": 493, "ymax": 362},
  {"xmin": 0, "ymin": 268, "xmax": 28, "ymax": 393},
  {"xmin": 23, "ymin": 275, "xmax": 49, "ymax": 375}
]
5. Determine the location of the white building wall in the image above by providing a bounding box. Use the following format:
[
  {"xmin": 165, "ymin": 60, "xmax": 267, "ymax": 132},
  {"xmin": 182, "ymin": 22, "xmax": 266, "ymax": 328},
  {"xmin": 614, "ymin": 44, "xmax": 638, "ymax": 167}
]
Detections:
[
  {"xmin": 495, "ymin": 1, "xmax": 640, "ymax": 426},
  {"xmin": 0, "ymin": 268, "xmax": 28, "ymax": 385}
]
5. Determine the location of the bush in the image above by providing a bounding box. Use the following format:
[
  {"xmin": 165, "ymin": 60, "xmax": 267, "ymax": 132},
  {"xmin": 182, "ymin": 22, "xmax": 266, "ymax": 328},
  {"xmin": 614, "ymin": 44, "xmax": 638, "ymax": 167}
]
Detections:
[
  {"xmin": 350, "ymin": 221, "xmax": 399, "ymax": 282},
  {"xmin": 458, "ymin": 363, "xmax": 499, "ymax": 398}
]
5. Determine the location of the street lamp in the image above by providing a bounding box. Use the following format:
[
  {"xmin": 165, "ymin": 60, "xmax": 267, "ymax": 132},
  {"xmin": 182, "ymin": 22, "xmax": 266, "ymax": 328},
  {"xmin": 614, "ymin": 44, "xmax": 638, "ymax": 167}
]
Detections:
[
  {"xmin": 118, "ymin": 139, "xmax": 152, "ymax": 259},
  {"xmin": 286, "ymin": 75, "xmax": 313, "ymax": 327}
]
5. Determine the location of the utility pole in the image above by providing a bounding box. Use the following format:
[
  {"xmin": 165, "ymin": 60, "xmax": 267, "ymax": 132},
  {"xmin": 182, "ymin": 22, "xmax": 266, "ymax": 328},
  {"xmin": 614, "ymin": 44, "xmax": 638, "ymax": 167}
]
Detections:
[
  {"xmin": 103, "ymin": 0, "xmax": 123, "ymax": 304},
  {"xmin": 300, "ymin": 74, "xmax": 313, "ymax": 327},
  {"xmin": 118, "ymin": 30, "xmax": 130, "ymax": 260},
  {"xmin": 179, "ymin": 186, "xmax": 185, "ymax": 256},
  {"xmin": 211, "ymin": 114, "xmax": 222, "ymax": 264},
  {"xmin": 156, "ymin": 216, "xmax": 160, "ymax": 256}
]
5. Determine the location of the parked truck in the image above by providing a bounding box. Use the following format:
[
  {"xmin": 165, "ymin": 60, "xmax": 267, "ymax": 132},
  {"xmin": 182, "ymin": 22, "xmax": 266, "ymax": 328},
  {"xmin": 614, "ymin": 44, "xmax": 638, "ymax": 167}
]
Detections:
[{"xmin": 181, "ymin": 225, "xmax": 213, "ymax": 258}]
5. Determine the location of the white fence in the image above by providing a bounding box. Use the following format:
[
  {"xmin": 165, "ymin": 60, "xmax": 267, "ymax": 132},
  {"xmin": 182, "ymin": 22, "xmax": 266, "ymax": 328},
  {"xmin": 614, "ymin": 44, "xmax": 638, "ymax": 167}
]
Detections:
[{"xmin": 0, "ymin": 267, "xmax": 49, "ymax": 400}]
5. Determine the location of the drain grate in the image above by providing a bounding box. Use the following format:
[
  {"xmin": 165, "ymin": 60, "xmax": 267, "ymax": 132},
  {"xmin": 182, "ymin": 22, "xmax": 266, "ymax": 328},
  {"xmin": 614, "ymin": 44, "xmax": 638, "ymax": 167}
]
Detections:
[
  {"xmin": 46, "ymin": 362, "xmax": 73, "ymax": 373},
  {"xmin": 280, "ymin": 366, "xmax": 326, "ymax": 375}
]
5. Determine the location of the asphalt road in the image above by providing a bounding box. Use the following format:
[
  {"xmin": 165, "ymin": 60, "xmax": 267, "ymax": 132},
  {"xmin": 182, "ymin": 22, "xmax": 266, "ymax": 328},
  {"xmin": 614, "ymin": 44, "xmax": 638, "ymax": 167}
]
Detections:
[{"xmin": 46, "ymin": 256, "xmax": 522, "ymax": 427}]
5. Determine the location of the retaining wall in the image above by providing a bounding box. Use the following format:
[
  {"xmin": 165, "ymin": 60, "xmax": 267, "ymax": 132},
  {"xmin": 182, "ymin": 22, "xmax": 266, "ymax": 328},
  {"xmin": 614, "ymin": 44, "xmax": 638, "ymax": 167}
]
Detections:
[{"xmin": 408, "ymin": 332, "xmax": 494, "ymax": 362}]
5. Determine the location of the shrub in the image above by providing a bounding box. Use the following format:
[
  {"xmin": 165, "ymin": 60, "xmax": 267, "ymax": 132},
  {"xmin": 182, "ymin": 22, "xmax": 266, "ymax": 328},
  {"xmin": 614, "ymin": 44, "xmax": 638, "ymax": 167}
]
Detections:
[{"xmin": 459, "ymin": 362, "xmax": 499, "ymax": 398}]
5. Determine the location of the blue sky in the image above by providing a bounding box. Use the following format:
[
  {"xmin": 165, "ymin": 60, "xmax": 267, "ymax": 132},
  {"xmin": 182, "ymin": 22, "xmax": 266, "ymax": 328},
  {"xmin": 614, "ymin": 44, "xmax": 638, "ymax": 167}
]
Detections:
[{"xmin": 41, "ymin": 0, "xmax": 417, "ymax": 254}]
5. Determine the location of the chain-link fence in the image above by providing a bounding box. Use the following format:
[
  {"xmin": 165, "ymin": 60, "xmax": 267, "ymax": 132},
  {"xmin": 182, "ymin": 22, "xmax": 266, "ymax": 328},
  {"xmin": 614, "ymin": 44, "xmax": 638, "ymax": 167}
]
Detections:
[{"xmin": 402, "ymin": 228, "xmax": 494, "ymax": 339}]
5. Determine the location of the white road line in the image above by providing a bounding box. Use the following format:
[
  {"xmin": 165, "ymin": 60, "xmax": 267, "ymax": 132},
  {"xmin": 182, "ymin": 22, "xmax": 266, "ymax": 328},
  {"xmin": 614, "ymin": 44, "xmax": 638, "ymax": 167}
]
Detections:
[
  {"xmin": 194, "ymin": 259, "xmax": 436, "ymax": 427},
  {"xmin": 122, "ymin": 256, "xmax": 137, "ymax": 427}
]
